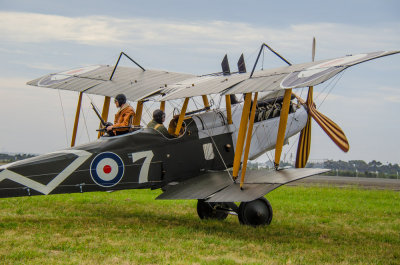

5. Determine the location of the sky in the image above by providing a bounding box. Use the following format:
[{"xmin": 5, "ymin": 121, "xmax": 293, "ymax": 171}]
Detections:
[{"xmin": 0, "ymin": 0, "xmax": 399, "ymax": 164}]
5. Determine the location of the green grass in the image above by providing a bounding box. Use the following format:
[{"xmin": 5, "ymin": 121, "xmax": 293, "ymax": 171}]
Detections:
[{"xmin": 0, "ymin": 186, "xmax": 399, "ymax": 265}]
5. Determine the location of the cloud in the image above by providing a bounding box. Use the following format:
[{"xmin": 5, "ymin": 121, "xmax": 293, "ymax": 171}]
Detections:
[
  {"xmin": 0, "ymin": 11, "xmax": 399, "ymax": 162},
  {"xmin": 0, "ymin": 77, "xmax": 28, "ymax": 89},
  {"xmin": 10, "ymin": 60, "xmax": 68, "ymax": 71},
  {"xmin": 378, "ymin": 86, "xmax": 400, "ymax": 102},
  {"xmin": 1, "ymin": 11, "xmax": 399, "ymax": 58},
  {"xmin": 0, "ymin": 12, "xmax": 124, "ymax": 45}
]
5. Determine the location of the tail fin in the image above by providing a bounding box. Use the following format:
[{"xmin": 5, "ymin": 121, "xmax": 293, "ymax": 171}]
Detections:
[
  {"xmin": 237, "ymin": 53, "xmax": 246, "ymax": 73},
  {"xmin": 221, "ymin": 54, "xmax": 230, "ymax": 75}
]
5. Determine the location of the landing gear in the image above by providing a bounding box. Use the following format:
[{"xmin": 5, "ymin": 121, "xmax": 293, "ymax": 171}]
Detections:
[
  {"xmin": 196, "ymin": 197, "xmax": 273, "ymax": 226},
  {"xmin": 196, "ymin": 200, "xmax": 228, "ymax": 220},
  {"xmin": 238, "ymin": 197, "xmax": 273, "ymax": 226}
]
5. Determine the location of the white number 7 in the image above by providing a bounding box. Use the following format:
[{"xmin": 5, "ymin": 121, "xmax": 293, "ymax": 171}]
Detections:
[{"xmin": 131, "ymin": 150, "xmax": 154, "ymax": 183}]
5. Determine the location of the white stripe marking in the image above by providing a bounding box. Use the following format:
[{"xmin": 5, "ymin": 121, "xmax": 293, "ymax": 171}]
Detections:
[{"xmin": 0, "ymin": 150, "xmax": 92, "ymax": 195}]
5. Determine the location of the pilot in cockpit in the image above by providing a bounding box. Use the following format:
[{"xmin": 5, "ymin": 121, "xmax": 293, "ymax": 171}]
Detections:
[
  {"xmin": 147, "ymin": 109, "xmax": 175, "ymax": 138},
  {"xmin": 106, "ymin": 94, "xmax": 135, "ymax": 136}
]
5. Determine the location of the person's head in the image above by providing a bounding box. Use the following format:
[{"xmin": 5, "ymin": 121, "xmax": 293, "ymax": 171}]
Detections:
[
  {"xmin": 153, "ymin": 109, "xmax": 165, "ymax": 124},
  {"xmin": 114, "ymin": 94, "xmax": 126, "ymax": 108}
]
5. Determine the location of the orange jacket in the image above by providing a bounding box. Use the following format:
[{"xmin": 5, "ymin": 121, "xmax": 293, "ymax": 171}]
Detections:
[{"xmin": 113, "ymin": 104, "xmax": 135, "ymax": 131}]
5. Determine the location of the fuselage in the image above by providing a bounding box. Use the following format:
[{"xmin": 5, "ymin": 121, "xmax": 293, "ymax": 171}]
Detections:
[{"xmin": 0, "ymin": 101, "xmax": 307, "ymax": 198}]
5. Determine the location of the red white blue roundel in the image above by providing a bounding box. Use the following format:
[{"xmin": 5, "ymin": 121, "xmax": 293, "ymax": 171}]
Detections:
[{"xmin": 90, "ymin": 152, "xmax": 124, "ymax": 187}]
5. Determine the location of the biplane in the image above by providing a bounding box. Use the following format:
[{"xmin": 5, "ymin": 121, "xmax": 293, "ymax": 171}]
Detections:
[{"xmin": 0, "ymin": 40, "xmax": 398, "ymax": 226}]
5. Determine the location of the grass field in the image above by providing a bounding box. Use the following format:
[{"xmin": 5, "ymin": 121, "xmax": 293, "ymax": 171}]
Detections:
[{"xmin": 0, "ymin": 186, "xmax": 399, "ymax": 265}]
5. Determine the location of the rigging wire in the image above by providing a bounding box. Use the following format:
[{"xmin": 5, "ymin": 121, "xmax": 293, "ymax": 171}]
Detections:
[
  {"xmin": 192, "ymin": 96, "xmax": 200, "ymax": 110},
  {"xmin": 141, "ymin": 100, "xmax": 158, "ymax": 126},
  {"xmin": 314, "ymin": 70, "xmax": 343, "ymax": 102},
  {"xmin": 57, "ymin": 90, "xmax": 69, "ymax": 147},
  {"xmin": 81, "ymin": 100, "xmax": 91, "ymax": 142},
  {"xmin": 191, "ymin": 94, "xmax": 233, "ymax": 180},
  {"xmin": 318, "ymin": 71, "xmax": 345, "ymax": 109},
  {"xmin": 244, "ymin": 45, "xmax": 265, "ymax": 71},
  {"xmin": 209, "ymin": 133, "xmax": 233, "ymax": 181},
  {"xmin": 253, "ymin": 93, "xmax": 290, "ymax": 166},
  {"xmin": 202, "ymin": 107, "xmax": 233, "ymax": 181}
]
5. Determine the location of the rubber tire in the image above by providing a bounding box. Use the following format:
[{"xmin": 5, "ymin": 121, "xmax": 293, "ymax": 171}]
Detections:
[
  {"xmin": 197, "ymin": 200, "xmax": 228, "ymax": 220},
  {"xmin": 238, "ymin": 197, "xmax": 273, "ymax": 226}
]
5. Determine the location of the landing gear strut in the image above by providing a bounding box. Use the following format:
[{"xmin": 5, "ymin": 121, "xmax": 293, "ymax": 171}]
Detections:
[
  {"xmin": 196, "ymin": 197, "xmax": 273, "ymax": 226},
  {"xmin": 196, "ymin": 200, "xmax": 228, "ymax": 220}
]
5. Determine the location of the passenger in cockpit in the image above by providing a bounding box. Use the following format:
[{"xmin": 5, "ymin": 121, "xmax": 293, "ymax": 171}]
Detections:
[{"xmin": 147, "ymin": 109, "xmax": 175, "ymax": 138}]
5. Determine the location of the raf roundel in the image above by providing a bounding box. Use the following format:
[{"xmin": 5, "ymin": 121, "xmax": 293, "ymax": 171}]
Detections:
[{"xmin": 90, "ymin": 152, "xmax": 124, "ymax": 187}]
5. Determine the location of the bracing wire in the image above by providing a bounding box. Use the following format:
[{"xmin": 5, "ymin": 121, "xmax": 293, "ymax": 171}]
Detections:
[
  {"xmin": 244, "ymin": 45, "xmax": 265, "ymax": 72},
  {"xmin": 192, "ymin": 96, "xmax": 200, "ymax": 110},
  {"xmin": 314, "ymin": 70, "xmax": 344, "ymax": 103},
  {"xmin": 191, "ymin": 93, "xmax": 233, "ymax": 180},
  {"xmin": 318, "ymin": 71, "xmax": 345, "ymax": 109},
  {"xmin": 142, "ymin": 100, "xmax": 159, "ymax": 126},
  {"xmin": 254, "ymin": 93, "xmax": 289, "ymax": 166},
  {"xmin": 57, "ymin": 90, "xmax": 69, "ymax": 146},
  {"xmin": 203, "ymin": 108, "xmax": 233, "ymax": 181},
  {"xmin": 209, "ymin": 134, "xmax": 233, "ymax": 181},
  {"xmin": 84, "ymin": 93, "xmax": 94, "ymax": 104},
  {"xmin": 81, "ymin": 101, "xmax": 91, "ymax": 142}
]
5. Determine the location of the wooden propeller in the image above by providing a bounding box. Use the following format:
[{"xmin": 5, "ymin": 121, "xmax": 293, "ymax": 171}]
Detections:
[{"xmin": 295, "ymin": 38, "xmax": 349, "ymax": 168}]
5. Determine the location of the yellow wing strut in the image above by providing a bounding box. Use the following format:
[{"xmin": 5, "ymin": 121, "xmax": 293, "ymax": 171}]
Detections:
[
  {"xmin": 232, "ymin": 93, "xmax": 252, "ymax": 180},
  {"xmin": 202, "ymin": 95, "xmax": 210, "ymax": 110},
  {"xmin": 97, "ymin": 96, "xmax": 111, "ymax": 138},
  {"xmin": 160, "ymin": 101, "xmax": 165, "ymax": 112},
  {"xmin": 71, "ymin": 92, "xmax": 83, "ymax": 147},
  {"xmin": 274, "ymin": 89, "xmax": 292, "ymax": 169},
  {"xmin": 240, "ymin": 92, "xmax": 258, "ymax": 189},
  {"xmin": 225, "ymin": 95, "xmax": 233, "ymax": 124},
  {"xmin": 134, "ymin": 101, "xmax": 144, "ymax": 126},
  {"xmin": 174, "ymin": 97, "xmax": 189, "ymax": 136}
]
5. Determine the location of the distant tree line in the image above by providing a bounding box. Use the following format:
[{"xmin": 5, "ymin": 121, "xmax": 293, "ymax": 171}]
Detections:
[
  {"xmin": 0, "ymin": 153, "xmax": 36, "ymax": 163},
  {"xmin": 247, "ymin": 159, "xmax": 400, "ymax": 179},
  {"xmin": 311, "ymin": 160, "xmax": 400, "ymax": 179}
]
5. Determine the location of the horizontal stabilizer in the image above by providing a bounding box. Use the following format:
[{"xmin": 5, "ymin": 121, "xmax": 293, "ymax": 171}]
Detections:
[{"xmin": 157, "ymin": 168, "xmax": 330, "ymax": 202}]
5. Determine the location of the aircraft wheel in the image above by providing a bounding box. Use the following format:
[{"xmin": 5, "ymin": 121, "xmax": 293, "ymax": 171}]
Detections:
[
  {"xmin": 197, "ymin": 200, "xmax": 228, "ymax": 220},
  {"xmin": 238, "ymin": 197, "xmax": 273, "ymax": 226}
]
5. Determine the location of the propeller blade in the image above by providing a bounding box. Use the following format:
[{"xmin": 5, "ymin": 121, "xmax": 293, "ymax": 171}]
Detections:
[
  {"xmin": 308, "ymin": 103, "xmax": 350, "ymax": 152},
  {"xmin": 295, "ymin": 86, "xmax": 314, "ymax": 168},
  {"xmin": 295, "ymin": 115, "xmax": 312, "ymax": 168},
  {"xmin": 312, "ymin": 37, "xmax": 316, "ymax": 62},
  {"xmin": 294, "ymin": 36, "xmax": 348, "ymax": 168}
]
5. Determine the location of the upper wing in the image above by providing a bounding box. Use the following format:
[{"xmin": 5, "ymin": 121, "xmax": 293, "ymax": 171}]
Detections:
[
  {"xmin": 161, "ymin": 50, "xmax": 399, "ymax": 100},
  {"xmin": 279, "ymin": 50, "xmax": 400, "ymax": 88},
  {"xmin": 27, "ymin": 51, "xmax": 399, "ymax": 101},
  {"xmin": 27, "ymin": 65, "xmax": 195, "ymax": 102}
]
